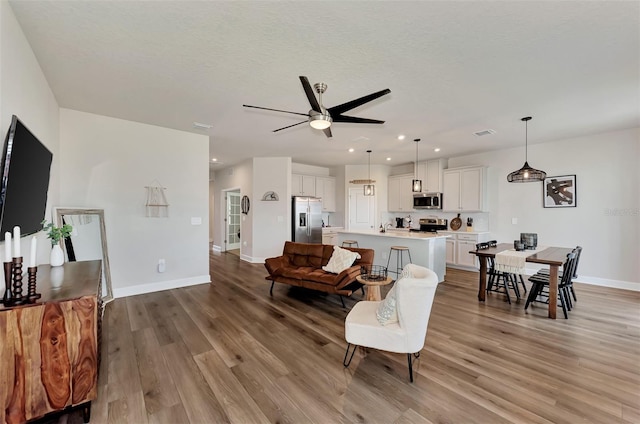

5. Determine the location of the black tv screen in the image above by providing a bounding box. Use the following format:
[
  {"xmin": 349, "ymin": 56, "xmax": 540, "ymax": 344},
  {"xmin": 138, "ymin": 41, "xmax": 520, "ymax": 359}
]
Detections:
[{"xmin": 0, "ymin": 115, "xmax": 53, "ymax": 236}]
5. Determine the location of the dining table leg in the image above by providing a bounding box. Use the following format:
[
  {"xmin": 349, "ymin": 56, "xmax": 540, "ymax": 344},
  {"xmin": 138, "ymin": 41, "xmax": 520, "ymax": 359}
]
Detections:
[
  {"xmin": 548, "ymin": 265, "xmax": 559, "ymax": 319},
  {"xmin": 478, "ymin": 257, "xmax": 487, "ymax": 301}
]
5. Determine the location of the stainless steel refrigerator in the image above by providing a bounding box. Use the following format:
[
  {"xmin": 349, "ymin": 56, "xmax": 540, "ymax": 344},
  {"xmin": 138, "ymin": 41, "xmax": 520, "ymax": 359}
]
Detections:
[{"xmin": 292, "ymin": 196, "xmax": 322, "ymax": 243}]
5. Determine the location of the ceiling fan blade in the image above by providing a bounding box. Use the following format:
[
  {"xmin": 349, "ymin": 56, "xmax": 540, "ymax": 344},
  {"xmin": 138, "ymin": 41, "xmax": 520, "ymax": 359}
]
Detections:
[
  {"xmin": 328, "ymin": 88, "xmax": 391, "ymax": 116},
  {"xmin": 272, "ymin": 120, "xmax": 308, "ymax": 132},
  {"xmin": 243, "ymin": 104, "xmax": 310, "ymax": 117},
  {"xmin": 323, "ymin": 127, "xmax": 333, "ymax": 138},
  {"xmin": 299, "ymin": 76, "xmax": 322, "ymax": 112},
  {"xmin": 332, "ymin": 115, "xmax": 385, "ymax": 124}
]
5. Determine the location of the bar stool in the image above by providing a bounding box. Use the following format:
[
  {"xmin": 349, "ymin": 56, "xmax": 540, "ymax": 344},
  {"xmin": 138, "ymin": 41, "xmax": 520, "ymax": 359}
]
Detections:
[
  {"xmin": 386, "ymin": 246, "xmax": 412, "ymax": 279},
  {"xmin": 342, "ymin": 240, "xmax": 359, "ymax": 248}
]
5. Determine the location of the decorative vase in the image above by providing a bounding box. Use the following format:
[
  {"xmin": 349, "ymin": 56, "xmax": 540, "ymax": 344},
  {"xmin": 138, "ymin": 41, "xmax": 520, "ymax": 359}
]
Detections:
[{"xmin": 50, "ymin": 244, "xmax": 64, "ymax": 267}]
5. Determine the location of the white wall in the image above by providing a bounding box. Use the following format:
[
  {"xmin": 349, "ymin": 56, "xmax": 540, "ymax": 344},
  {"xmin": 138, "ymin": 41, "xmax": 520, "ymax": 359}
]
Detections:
[
  {"xmin": 0, "ymin": 0, "xmax": 60, "ymax": 267},
  {"xmin": 58, "ymin": 109, "xmax": 210, "ymax": 297},
  {"xmin": 447, "ymin": 127, "xmax": 639, "ymax": 288},
  {"xmin": 251, "ymin": 157, "xmax": 291, "ymax": 262}
]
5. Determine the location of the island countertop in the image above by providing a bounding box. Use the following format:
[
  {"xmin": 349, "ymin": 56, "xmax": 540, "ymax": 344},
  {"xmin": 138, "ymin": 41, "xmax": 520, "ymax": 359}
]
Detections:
[
  {"xmin": 337, "ymin": 229, "xmax": 450, "ymax": 239},
  {"xmin": 335, "ymin": 229, "xmax": 448, "ymax": 282}
]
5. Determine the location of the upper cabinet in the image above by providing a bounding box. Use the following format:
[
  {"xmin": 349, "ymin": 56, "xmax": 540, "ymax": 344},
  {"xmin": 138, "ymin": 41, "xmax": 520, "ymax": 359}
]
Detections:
[
  {"xmin": 315, "ymin": 176, "xmax": 336, "ymax": 212},
  {"xmin": 443, "ymin": 166, "xmax": 487, "ymax": 212},
  {"xmin": 292, "ymin": 173, "xmax": 336, "ymax": 211},
  {"xmin": 292, "ymin": 174, "xmax": 316, "ymax": 197},
  {"xmin": 388, "ymin": 174, "xmax": 415, "ymax": 212},
  {"xmin": 416, "ymin": 158, "xmax": 448, "ymax": 193}
]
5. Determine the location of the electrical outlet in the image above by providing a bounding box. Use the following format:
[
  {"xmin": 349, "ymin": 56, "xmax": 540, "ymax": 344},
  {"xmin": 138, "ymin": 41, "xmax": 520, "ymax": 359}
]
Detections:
[
  {"xmin": 512, "ymin": 218, "xmax": 518, "ymax": 225},
  {"xmin": 158, "ymin": 259, "xmax": 166, "ymax": 273}
]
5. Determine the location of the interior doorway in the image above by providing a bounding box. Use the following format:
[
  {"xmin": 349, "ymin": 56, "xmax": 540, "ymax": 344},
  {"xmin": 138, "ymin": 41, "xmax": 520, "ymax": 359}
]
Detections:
[
  {"xmin": 348, "ymin": 187, "xmax": 375, "ymax": 231},
  {"xmin": 225, "ymin": 190, "xmax": 241, "ymax": 252}
]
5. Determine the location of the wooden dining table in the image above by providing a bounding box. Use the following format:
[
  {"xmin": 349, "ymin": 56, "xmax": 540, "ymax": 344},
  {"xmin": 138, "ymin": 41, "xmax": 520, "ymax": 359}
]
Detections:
[{"xmin": 469, "ymin": 243, "xmax": 573, "ymax": 319}]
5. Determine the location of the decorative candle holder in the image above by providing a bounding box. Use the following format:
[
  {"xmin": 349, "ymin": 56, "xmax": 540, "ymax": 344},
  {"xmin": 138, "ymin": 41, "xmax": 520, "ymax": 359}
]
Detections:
[
  {"xmin": 27, "ymin": 266, "xmax": 40, "ymax": 303},
  {"xmin": 11, "ymin": 257, "xmax": 24, "ymax": 305},
  {"xmin": 2, "ymin": 261, "xmax": 12, "ymax": 306}
]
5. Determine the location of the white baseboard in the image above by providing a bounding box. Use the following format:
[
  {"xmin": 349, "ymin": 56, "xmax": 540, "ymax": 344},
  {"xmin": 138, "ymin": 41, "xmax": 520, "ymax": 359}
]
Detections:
[
  {"xmin": 522, "ymin": 266, "xmax": 638, "ymax": 292},
  {"xmin": 240, "ymin": 254, "xmax": 265, "ymax": 264},
  {"xmin": 212, "ymin": 245, "xmax": 222, "ymax": 253},
  {"xmin": 113, "ymin": 274, "xmax": 211, "ymax": 298}
]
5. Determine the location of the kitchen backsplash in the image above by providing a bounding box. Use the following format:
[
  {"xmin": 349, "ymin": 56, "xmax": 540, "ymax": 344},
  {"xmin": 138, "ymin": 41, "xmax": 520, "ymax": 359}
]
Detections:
[{"xmin": 382, "ymin": 211, "xmax": 490, "ymax": 231}]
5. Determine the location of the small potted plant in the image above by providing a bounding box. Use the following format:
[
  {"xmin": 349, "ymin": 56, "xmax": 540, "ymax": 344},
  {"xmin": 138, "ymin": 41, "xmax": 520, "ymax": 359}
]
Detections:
[{"xmin": 41, "ymin": 220, "xmax": 73, "ymax": 266}]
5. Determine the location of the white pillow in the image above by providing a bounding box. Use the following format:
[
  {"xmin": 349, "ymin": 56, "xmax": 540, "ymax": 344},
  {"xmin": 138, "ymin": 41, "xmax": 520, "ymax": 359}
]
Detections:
[
  {"xmin": 375, "ymin": 264, "xmax": 415, "ymax": 325},
  {"xmin": 322, "ymin": 246, "xmax": 361, "ymax": 274},
  {"xmin": 376, "ymin": 284, "xmax": 398, "ymax": 325}
]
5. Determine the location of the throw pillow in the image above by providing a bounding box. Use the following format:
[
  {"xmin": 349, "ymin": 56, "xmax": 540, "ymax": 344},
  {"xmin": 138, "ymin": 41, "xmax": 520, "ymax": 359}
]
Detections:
[
  {"xmin": 376, "ymin": 284, "xmax": 398, "ymax": 325},
  {"xmin": 322, "ymin": 246, "xmax": 361, "ymax": 274}
]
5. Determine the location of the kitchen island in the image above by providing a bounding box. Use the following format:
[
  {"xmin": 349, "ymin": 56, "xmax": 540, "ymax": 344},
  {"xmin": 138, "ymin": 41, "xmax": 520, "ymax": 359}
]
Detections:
[{"xmin": 336, "ymin": 229, "xmax": 449, "ymax": 282}]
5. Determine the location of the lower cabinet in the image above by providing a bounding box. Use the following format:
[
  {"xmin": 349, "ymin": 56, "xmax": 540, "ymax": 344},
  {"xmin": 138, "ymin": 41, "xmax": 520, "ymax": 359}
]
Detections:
[
  {"xmin": 322, "ymin": 227, "xmax": 342, "ymax": 245},
  {"xmin": 443, "ymin": 232, "xmax": 490, "ymax": 269}
]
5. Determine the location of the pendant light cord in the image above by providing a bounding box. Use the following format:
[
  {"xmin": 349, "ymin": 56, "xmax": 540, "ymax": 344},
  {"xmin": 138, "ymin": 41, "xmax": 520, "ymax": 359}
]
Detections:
[{"xmin": 525, "ymin": 119, "xmax": 528, "ymax": 162}]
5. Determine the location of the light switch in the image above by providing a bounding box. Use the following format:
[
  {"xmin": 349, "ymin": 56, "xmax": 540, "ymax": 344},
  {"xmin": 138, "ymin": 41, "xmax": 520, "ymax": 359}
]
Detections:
[
  {"xmin": 511, "ymin": 218, "xmax": 518, "ymax": 225},
  {"xmin": 191, "ymin": 217, "xmax": 202, "ymax": 225}
]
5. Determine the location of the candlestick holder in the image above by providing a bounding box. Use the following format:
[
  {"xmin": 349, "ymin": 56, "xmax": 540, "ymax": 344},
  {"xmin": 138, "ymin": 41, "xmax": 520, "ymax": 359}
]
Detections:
[
  {"xmin": 27, "ymin": 266, "xmax": 40, "ymax": 303},
  {"xmin": 2, "ymin": 261, "xmax": 12, "ymax": 306},
  {"xmin": 11, "ymin": 257, "xmax": 24, "ymax": 305}
]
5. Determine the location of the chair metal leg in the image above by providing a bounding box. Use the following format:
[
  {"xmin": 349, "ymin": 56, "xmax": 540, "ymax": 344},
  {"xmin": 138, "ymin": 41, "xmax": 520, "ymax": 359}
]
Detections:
[
  {"xmin": 340, "ymin": 295, "xmax": 346, "ymax": 308},
  {"xmin": 343, "ymin": 343, "xmax": 357, "ymax": 367},
  {"xmin": 519, "ymin": 274, "xmax": 527, "ymax": 294},
  {"xmin": 269, "ymin": 281, "xmax": 274, "ymax": 296},
  {"xmin": 361, "ymin": 287, "xmax": 365, "ymax": 296},
  {"xmin": 407, "ymin": 353, "xmax": 415, "ymax": 383}
]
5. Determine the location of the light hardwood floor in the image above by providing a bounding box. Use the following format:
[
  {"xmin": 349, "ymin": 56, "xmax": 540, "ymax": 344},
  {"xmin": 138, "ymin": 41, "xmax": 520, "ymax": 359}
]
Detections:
[{"xmin": 83, "ymin": 252, "xmax": 639, "ymax": 423}]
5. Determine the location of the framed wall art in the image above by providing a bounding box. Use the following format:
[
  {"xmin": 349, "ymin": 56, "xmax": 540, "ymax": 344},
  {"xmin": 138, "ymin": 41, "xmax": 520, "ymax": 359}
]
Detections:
[{"xmin": 543, "ymin": 175, "xmax": 576, "ymax": 208}]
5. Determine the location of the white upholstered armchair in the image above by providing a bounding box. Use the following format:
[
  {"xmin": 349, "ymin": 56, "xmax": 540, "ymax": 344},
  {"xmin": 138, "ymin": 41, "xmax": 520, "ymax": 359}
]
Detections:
[{"xmin": 343, "ymin": 264, "xmax": 440, "ymax": 382}]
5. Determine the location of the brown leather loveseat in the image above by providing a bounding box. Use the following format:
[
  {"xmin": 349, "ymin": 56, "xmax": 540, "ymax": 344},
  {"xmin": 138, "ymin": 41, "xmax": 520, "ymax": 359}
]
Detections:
[{"xmin": 264, "ymin": 241, "xmax": 374, "ymax": 305}]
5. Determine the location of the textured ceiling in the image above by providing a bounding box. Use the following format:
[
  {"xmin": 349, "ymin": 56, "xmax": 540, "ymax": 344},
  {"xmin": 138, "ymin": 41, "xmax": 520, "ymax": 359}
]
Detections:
[{"xmin": 8, "ymin": 1, "xmax": 640, "ymax": 170}]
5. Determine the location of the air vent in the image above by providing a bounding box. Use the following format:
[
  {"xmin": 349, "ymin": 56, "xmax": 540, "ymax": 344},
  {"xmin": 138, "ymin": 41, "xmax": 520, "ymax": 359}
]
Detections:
[
  {"xmin": 473, "ymin": 129, "xmax": 496, "ymax": 137},
  {"xmin": 193, "ymin": 122, "xmax": 213, "ymax": 130}
]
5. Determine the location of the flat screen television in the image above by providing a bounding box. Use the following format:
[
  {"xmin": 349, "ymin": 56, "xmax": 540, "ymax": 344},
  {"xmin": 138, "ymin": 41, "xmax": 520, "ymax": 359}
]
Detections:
[{"xmin": 0, "ymin": 115, "xmax": 53, "ymax": 236}]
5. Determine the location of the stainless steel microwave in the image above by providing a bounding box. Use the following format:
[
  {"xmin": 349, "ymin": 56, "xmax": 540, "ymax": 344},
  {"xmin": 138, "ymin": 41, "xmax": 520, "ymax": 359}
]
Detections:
[{"xmin": 413, "ymin": 192, "xmax": 442, "ymax": 209}]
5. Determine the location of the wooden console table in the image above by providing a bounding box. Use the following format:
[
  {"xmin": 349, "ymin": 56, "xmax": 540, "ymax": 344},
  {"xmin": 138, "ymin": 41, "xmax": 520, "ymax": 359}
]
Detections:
[{"xmin": 0, "ymin": 260, "xmax": 102, "ymax": 423}]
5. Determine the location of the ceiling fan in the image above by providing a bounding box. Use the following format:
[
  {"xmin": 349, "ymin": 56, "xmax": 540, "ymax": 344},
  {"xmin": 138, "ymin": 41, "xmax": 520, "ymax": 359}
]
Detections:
[{"xmin": 243, "ymin": 76, "xmax": 391, "ymax": 138}]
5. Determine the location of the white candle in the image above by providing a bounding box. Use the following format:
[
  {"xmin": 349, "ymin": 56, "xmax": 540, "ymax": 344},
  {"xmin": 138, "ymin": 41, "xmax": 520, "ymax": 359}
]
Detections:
[
  {"xmin": 29, "ymin": 236, "xmax": 37, "ymax": 268},
  {"xmin": 4, "ymin": 232, "xmax": 11, "ymax": 262},
  {"xmin": 13, "ymin": 226, "xmax": 20, "ymax": 258}
]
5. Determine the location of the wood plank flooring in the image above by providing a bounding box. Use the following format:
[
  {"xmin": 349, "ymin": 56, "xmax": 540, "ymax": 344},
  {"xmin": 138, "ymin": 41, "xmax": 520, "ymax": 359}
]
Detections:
[{"xmin": 46, "ymin": 252, "xmax": 640, "ymax": 423}]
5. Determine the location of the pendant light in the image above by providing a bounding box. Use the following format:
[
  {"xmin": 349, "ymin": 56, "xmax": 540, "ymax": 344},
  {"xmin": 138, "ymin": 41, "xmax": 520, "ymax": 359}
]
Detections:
[
  {"xmin": 507, "ymin": 116, "xmax": 547, "ymax": 183},
  {"xmin": 364, "ymin": 150, "xmax": 375, "ymax": 196},
  {"xmin": 412, "ymin": 138, "xmax": 422, "ymax": 192}
]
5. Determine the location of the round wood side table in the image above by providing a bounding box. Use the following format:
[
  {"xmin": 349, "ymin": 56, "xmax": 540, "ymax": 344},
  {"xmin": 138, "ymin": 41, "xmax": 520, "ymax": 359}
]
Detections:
[{"xmin": 356, "ymin": 275, "xmax": 393, "ymax": 301}]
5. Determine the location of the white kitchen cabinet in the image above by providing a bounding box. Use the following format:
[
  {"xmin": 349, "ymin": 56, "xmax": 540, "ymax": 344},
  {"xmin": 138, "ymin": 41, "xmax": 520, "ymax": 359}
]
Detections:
[
  {"xmin": 418, "ymin": 159, "xmax": 448, "ymax": 193},
  {"xmin": 388, "ymin": 174, "xmax": 414, "ymax": 212},
  {"xmin": 442, "ymin": 231, "xmax": 490, "ymax": 269},
  {"xmin": 322, "ymin": 226, "xmax": 342, "ymax": 245},
  {"xmin": 445, "ymin": 238, "xmax": 455, "ymax": 264},
  {"xmin": 292, "ymin": 174, "xmax": 316, "ymax": 197},
  {"xmin": 443, "ymin": 166, "xmax": 487, "ymax": 212},
  {"xmin": 315, "ymin": 176, "xmax": 336, "ymax": 212}
]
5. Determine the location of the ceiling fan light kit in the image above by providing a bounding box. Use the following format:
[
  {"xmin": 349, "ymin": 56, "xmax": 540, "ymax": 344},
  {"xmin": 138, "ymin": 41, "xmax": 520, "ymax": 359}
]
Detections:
[
  {"xmin": 507, "ymin": 116, "xmax": 547, "ymax": 183},
  {"xmin": 364, "ymin": 150, "xmax": 375, "ymax": 196},
  {"xmin": 243, "ymin": 76, "xmax": 390, "ymax": 138},
  {"xmin": 412, "ymin": 138, "xmax": 422, "ymax": 192}
]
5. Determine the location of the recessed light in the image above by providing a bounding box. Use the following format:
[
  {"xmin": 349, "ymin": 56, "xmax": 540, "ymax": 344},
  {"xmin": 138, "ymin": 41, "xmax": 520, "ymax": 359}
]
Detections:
[
  {"xmin": 386, "ymin": 157, "xmax": 391, "ymax": 161},
  {"xmin": 397, "ymin": 135, "xmax": 405, "ymax": 140},
  {"xmin": 434, "ymin": 148, "xmax": 441, "ymax": 152},
  {"xmin": 348, "ymin": 148, "xmax": 355, "ymax": 153}
]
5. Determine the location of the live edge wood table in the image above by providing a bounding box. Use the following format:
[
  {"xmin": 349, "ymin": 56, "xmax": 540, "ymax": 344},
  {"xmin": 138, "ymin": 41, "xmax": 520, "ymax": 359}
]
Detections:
[
  {"xmin": 0, "ymin": 260, "xmax": 102, "ymax": 424},
  {"xmin": 470, "ymin": 244, "xmax": 573, "ymax": 319}
]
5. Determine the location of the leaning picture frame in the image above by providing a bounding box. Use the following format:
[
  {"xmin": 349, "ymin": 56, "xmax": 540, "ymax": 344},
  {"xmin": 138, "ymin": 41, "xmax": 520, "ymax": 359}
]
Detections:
[{"xmin": 543, "ymin": 175, "xmax": 576, "ymax": 208}]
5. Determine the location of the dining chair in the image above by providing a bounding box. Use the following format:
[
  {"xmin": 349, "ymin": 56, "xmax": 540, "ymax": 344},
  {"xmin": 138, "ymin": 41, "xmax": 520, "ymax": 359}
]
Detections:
[
  {"xmin": 533, "ymin": 246, "xmax": 582, "ymax": 303},
  {"xmin": 525, "ymin": 251, "xmax": 577, "ymax": 319},
  {"xmin": 478, "ymin": 242, "xmax": 521, "ymax": 304},
  {"xmin": 343, "ymin": 264, "xmax": 439, "ymax": 382}
]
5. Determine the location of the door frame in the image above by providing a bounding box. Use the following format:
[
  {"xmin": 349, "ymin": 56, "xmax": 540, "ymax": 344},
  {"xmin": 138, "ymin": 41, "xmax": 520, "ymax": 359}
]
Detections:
[{"xmin": 220, "ymin": 187, "xmax": 241, "ymax": 252}]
